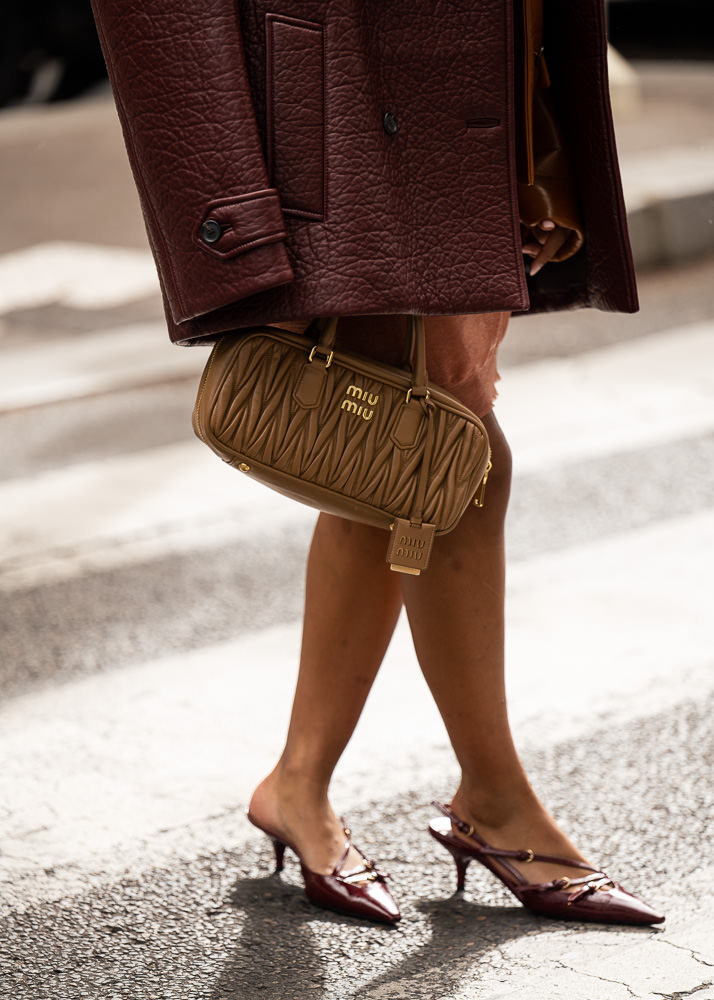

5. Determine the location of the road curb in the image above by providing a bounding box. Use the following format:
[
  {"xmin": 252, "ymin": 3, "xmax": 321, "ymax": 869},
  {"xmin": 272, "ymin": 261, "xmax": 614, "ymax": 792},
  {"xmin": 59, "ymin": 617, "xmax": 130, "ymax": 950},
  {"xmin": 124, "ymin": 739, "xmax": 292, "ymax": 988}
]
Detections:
[{"xmin": 628, "ymin": 187, "xmax": 714, "ymax": 270}]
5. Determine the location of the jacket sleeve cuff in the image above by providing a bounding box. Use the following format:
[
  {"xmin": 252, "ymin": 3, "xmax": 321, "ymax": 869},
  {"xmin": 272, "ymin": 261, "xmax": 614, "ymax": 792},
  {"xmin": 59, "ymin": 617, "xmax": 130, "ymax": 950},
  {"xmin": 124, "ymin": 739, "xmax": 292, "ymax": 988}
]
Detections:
[{"xmin": 158, "ymin": 188, "xmax": 295, "ymax": 324}]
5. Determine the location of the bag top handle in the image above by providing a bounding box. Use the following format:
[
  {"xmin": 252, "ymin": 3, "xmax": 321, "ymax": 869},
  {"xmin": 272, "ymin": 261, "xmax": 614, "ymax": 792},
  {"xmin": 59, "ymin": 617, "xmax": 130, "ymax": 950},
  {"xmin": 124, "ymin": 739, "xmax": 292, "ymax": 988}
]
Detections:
[{"xmin": 310, "ymin": 315, "xmax": 430, "ymax": 395}]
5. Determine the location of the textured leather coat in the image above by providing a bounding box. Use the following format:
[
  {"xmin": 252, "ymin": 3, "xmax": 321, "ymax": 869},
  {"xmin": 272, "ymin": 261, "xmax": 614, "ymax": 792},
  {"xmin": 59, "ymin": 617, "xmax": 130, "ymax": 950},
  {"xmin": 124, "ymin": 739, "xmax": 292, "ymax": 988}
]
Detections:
[{"xmin": 91, "ymin": 0, "xmax": 638, "ymax": 345}]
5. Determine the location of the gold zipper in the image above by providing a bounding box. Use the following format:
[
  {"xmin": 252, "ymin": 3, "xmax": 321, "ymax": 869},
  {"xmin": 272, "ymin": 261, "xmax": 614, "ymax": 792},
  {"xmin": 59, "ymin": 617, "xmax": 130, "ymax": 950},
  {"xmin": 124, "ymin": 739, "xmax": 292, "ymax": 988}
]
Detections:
[{"xmin": 473, "ymin": 458, "xmax": 492, "ymax": 508}]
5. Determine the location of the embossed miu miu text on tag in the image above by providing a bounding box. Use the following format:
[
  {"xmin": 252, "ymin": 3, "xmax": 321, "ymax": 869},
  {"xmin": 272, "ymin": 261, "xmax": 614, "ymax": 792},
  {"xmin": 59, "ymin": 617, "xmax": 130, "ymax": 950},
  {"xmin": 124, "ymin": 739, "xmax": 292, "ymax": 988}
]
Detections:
[
  {"xmin": 340, "ymin": 384, "xmax": 379, "ymax": 421},
  {"xmin": 393, "ymin": 531, "xmax": 426, "ymax": 564}
]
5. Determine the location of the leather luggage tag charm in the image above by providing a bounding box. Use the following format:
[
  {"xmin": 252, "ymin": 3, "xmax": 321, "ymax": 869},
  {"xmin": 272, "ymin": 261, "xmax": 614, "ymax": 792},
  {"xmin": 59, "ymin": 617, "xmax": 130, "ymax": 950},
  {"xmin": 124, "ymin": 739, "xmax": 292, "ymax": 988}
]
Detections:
[{"xmin": 387, "ymin": 519, "xmax": 436, "ymax": 575}]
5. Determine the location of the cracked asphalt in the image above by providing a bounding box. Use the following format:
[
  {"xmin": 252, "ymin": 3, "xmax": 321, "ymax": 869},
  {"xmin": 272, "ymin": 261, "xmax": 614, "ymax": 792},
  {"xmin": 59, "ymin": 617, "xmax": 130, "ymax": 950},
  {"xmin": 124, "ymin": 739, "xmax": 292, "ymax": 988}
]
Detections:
[{"xmin": 2, "ymin": 692, "xmax": 713, "ymax": 1000}]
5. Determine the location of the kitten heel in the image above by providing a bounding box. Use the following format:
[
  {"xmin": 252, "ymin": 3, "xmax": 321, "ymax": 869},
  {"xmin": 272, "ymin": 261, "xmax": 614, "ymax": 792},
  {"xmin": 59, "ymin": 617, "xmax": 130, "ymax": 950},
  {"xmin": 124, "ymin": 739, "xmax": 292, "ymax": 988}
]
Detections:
[
  {"xmin": 267, "ymin": 834, "xmax": 286, "ymax": 873},
  {"xmin": 431, "ymin": 823, "xmax": 473, "ymax": 891}
]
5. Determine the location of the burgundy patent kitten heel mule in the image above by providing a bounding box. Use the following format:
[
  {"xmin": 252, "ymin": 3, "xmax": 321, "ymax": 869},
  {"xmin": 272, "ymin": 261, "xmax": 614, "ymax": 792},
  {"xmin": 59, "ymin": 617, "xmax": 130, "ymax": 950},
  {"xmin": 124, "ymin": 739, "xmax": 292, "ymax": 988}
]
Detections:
[
  {"xmin": 429, "ymin": 801, "xmax": 664, "ymax": 925},
  {"xmin": 247, "ymin": 811, "xmax": 401, "ymax": 924}
]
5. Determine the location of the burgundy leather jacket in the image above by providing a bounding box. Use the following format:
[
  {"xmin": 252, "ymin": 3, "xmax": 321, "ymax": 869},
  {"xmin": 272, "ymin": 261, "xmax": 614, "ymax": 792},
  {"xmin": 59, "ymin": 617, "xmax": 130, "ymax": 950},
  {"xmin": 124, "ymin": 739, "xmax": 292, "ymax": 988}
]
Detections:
[{"xmin": 91, "ymin": 0, "xmax": 638, "ymax": 345}]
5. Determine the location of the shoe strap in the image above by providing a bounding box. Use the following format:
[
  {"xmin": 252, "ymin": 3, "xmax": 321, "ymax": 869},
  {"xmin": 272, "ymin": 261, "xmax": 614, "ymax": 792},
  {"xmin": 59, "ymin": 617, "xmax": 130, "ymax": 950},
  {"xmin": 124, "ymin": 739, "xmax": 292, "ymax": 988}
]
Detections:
[
  {"xmin": 332, "ymin": 822, "xmax": 390, "ymax": 883},
  {"xmin": 432, "ymin": 801, "xmax": 597, "ymax": 873},
  {"xmin": 525, "ymin": 872, "xmax": 615, "ymax": 902}
]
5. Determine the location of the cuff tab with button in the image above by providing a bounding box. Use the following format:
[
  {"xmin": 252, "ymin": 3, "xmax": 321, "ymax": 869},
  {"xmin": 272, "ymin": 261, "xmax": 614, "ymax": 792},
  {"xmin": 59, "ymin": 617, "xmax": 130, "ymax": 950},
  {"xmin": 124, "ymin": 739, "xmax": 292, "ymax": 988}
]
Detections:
[{"xmin": 193, "ymin": 188, "xmax": 288, "ymax": 259}]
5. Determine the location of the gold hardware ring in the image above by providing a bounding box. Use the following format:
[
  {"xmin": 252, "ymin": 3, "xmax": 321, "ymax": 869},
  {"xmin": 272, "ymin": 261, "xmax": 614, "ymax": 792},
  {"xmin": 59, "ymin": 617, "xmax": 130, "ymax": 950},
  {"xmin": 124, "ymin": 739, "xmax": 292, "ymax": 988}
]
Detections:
[{"xmin": 308, "ymin": 345, "xmax": 334, "ymax": 368}]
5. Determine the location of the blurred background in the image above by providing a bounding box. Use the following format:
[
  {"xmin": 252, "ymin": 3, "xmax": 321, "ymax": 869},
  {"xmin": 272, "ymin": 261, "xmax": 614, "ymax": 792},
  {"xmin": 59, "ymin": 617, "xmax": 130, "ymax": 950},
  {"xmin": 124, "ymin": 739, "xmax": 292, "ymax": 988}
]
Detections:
[
  {"xmin": 1, "ymin": 0, "xmax": 712, "ymax": 107},
  {"xmin": 1, "ymin": 5, "xmax": 713, "ymax": 999}
]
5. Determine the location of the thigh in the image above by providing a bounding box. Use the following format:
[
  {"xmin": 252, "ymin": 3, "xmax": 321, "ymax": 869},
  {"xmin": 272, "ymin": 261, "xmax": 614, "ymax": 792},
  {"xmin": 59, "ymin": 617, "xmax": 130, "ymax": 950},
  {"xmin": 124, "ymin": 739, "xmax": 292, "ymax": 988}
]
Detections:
[{"xmin": 336, "ymin": 313, "xmax": 510, "ymax": 418}]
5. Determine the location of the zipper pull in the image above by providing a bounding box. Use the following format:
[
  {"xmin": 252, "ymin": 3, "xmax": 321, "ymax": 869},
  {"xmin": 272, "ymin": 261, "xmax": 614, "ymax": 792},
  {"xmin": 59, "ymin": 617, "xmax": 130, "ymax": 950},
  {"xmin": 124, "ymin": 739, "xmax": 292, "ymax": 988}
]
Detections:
[{"xmin": 473, "ymin": 459, "xmax": 492, "ymax": 508}]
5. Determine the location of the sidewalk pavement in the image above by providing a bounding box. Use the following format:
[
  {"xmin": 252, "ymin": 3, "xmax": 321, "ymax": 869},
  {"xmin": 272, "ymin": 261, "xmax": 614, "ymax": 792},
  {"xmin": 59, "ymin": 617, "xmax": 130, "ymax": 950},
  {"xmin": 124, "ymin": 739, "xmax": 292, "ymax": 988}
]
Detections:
[
  {"xmin": 0, "ymin": 61, "xmax": 713, "ymax": 272},
  {"xmin": 611, "ymin": 61, "xmax": 714, "ymax": 269}
]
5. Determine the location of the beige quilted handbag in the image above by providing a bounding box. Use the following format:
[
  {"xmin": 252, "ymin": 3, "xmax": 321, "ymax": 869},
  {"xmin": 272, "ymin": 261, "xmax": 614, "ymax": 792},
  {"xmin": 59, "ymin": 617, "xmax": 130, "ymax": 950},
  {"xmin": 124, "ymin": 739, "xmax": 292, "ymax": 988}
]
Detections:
[{"xmin": 193, "ymin": 316, "xmax": 491, "ymax": 574}]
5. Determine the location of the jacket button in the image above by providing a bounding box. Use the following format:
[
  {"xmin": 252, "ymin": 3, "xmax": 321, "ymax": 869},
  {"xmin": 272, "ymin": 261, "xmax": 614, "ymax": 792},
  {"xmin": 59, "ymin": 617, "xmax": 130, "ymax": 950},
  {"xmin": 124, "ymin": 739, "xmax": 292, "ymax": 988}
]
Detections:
[
  {"xmin": 383, "ymin": 111, "xmax": 399, "ymax": 136},
  {"xmin": 200, "ymin": 219, "xmax": 222, "ymax": 243}
]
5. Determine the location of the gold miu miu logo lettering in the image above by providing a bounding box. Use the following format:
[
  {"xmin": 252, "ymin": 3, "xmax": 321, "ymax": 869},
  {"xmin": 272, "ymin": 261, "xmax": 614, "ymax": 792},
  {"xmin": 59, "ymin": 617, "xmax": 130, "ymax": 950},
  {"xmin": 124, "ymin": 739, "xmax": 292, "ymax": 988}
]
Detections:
[
  {"xmin": 395, "ymin": 534, "xmax": 425, "ymax": 561},
  {"xmin": 340, "ymin": 384, "xmax": 379, "ymax": 421}
]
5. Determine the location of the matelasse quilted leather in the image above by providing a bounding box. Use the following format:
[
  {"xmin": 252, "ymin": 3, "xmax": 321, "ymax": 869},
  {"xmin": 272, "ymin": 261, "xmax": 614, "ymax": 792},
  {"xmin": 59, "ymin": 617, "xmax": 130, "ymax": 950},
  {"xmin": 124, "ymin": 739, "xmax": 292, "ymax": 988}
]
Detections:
[
  {"xmin": 90, "ymin": 0, "xmax": 638, "ymax": 344},
  {"xmin": 193, "ymin": 323, "xmax": 491, "ymax": 571}
]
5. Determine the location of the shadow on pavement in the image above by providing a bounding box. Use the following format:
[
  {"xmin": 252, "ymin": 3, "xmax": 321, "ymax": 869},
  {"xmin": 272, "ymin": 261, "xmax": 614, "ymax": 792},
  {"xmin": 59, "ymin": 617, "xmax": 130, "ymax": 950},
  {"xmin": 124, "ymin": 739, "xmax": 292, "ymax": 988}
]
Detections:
[
  {"xmin": 212, "ymin": 875, "xmax": 334, "ymax": 995},
  {"xmin": 213, "ymin": 874, "xmax": 532, "ymax": 998},
  {"xmin": 346, "ymin": 897, "xmax": 533, "ymax": 999}
]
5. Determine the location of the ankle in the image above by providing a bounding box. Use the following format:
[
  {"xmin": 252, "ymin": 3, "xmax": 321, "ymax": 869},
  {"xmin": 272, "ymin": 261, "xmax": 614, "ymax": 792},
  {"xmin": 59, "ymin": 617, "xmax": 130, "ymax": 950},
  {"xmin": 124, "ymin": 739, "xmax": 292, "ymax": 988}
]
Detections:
[
  {"xmin": 249, "ymin": 770, "xmax": 358, "ymax": 876},
  {"xmin": 451, "ymin": 780, "xmax": 542, "ymax": 831},
  {"xmin": 273, "ymin": 758, "xmax": 333, "ymax": 799},
  {"xmin": 251, "ymin": 764, "xmax": 332, "ymax": 817},
  {"xmin": 447, "ymin": 785, "xmax": 587, "ymax": 865}
]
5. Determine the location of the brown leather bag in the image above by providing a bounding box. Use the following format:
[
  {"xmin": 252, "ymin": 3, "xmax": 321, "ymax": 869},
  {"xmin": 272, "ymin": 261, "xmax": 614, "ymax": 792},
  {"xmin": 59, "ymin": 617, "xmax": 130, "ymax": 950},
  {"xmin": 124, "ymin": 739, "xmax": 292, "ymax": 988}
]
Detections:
[{"xmin": 193, "ymin": 317, "xmax": 491, "ymax": 575}]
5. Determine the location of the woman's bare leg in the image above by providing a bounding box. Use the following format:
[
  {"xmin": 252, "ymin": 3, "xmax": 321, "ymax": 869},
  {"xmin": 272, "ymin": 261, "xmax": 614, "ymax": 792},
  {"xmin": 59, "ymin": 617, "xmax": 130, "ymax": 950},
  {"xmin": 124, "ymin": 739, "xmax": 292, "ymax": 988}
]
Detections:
[
  {"xmin": 249, "ymin": 514, "xmax": 403, "ymax": 874},
  {"xmin": 401, "ymin": 410, "xmax": 589, "ymax": 883},
  {"xmin": 250, "ymin": 316, "xmax": 404, "ymax": 873},
  {"xmin": 251, "ymin": 312, "xmax": 587, "ymax": 884}
]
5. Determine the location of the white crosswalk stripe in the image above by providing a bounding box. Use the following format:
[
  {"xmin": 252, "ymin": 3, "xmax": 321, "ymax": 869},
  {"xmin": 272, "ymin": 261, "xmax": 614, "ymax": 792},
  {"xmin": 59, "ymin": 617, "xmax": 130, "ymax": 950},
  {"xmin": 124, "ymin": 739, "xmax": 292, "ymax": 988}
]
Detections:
[
  {"xmin": 0, "ymin": 242, "xmax": 158, "ymax": 313},
  {"xmin": 2, "ymin": 320, "xmax": 712, "ymax": 590},
  {"xmin": 0, "ymin": 322, "xmax": 205, "ymax": 412}
]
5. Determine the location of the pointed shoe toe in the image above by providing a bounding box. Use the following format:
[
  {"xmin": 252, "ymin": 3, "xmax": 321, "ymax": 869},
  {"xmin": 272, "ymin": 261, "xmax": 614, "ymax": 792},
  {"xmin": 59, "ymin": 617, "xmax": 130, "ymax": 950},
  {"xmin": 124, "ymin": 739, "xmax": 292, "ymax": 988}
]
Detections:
[
  {"xmin": 247, "ymin": 811, "xmax": 400, "ymax": 924},
  {"xmin": 521, "ymin": 881, "xmax": 665, "ymax": 926},
  {"xmin": 303, "ymin": 864, "xmax": 401, "ymax": 924}
]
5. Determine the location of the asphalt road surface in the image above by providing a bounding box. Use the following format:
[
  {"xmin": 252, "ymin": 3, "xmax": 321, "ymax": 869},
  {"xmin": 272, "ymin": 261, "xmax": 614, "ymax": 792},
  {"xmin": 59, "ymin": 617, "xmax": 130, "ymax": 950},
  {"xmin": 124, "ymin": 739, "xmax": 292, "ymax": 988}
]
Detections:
[{"xmin": 1, "ymin": 83, "xmax": 714, "ymax": 999}]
